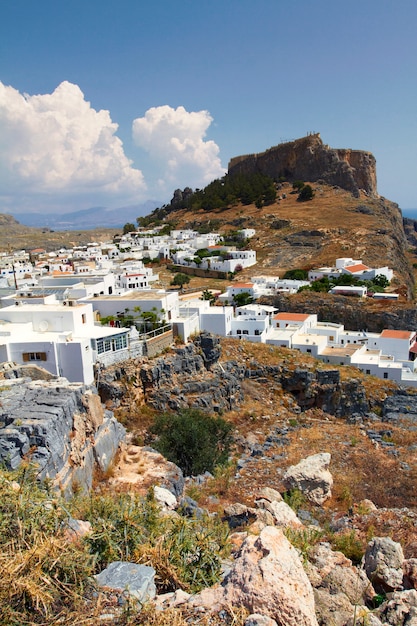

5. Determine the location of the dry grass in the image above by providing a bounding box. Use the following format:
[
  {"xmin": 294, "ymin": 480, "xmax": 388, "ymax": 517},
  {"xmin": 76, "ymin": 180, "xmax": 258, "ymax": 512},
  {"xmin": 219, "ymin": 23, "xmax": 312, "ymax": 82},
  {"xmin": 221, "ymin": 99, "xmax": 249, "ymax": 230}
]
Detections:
[
  {"xmin": 165, "ymin": 182, "xmax": 414, "ymax": 292},
  {"xmin": 130, "ymin": 603, "xmax": 249, "ymax": 625}
]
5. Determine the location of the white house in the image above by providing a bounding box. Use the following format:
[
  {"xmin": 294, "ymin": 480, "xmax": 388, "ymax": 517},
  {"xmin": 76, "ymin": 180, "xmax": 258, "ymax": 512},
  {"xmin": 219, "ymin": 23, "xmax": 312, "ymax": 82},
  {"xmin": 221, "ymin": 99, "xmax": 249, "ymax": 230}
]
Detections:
[
  {"xmin": 230, "ymin": 314, "xmax": 270, "ymax": 342},
  {"xmin": 82, "ymin": 289, "xmax": 180, "ymax": 324},
  {"xmin": 0, "ymin": 296, "xmax": 132, "ymax": 384},
  {"xmin": 329, "ymin": 285, "xmax": 367, "ymax": 297},
  {"xmin": 199, "ymin": 306, "xmax": 234, "ymax": 337},
  {"xmin": 272, "ymin": 312, "xmax": 318, "ymax": 331}
]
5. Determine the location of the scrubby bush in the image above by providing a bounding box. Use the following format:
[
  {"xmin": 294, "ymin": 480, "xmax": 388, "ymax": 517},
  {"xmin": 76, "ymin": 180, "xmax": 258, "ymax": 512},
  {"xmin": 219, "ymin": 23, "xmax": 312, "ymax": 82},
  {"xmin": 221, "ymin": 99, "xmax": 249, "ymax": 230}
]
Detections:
[
  {"xmin": 297, "ymin": 184, "xmax": 314, "ymax": 201},
  {"xmin": 74, "ymin": 487, "xmax": 230, "ymax": 593},
  {"xmin": 150, "ymin": 408, "xmax": 233, "ymax": 476},
  {"xmin": 0, "ymin": 464, "xmax": 232, "ymax": 623},
  {"xmin": 0, "ymin": 464, "xmax": 95, "ymax": 624}
]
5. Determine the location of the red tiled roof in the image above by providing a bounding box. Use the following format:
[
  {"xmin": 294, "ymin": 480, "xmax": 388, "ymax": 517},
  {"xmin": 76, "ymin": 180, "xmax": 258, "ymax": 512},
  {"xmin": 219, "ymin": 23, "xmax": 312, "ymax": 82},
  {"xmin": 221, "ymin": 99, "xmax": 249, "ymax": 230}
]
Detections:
[
  {"xmin": 274, "ymin": 312, "xmax": 311, "ymax": 321},
  {"xmin": 381, "ymin": 329, "xmax": 413, "ymax": 340},
  {"xmin": 344, "ymin": 263, "xmax": 369, "ymax": 273}
]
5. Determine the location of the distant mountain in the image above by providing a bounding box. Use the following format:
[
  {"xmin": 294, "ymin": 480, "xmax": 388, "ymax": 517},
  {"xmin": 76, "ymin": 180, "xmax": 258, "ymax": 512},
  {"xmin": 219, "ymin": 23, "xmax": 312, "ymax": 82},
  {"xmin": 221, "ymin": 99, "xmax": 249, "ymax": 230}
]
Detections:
[{"xmin": 13, "ymin": 200, "xmax": 161, "ymax": 230}]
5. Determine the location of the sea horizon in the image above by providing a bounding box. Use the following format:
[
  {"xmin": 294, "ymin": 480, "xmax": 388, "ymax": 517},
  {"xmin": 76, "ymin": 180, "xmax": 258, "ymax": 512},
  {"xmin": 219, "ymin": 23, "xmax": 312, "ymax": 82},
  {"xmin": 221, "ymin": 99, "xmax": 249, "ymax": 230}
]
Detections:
[{"xmin": 402, "ymin": 208, "xmax": 417, "ymax": 219}]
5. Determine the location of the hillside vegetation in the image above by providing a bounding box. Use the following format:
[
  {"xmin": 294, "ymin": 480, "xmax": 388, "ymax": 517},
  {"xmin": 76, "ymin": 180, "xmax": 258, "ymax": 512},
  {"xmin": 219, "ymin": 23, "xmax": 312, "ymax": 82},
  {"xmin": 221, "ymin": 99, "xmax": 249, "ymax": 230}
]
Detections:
[{"xmin": 140, "ymin": 180, "xmax": 416, "ymax": 299}]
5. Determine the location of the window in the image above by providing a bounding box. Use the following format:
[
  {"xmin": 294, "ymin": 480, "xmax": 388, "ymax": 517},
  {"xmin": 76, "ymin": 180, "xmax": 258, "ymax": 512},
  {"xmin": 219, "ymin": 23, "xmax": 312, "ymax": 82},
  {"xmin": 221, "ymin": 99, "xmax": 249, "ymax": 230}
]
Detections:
[
  {"xmin": 366, "ymin": 369, "xmax": 371, "ymax": 375},
  {"xmin": 329, "ymin": 335, "xmax": 334, "ymax": 341},
  {"xmin": 254, "ymin": 329, "xmax": 260, "ymax": 336},
  {"xmin": 307, "ymin": 349, "xmax": 311, "ymax": 353},
  {"xmin": 113, "ymin": 334, "xmax": 127, "ymax": 351},
  {"xmin": 383, "ymin": 372, "xmax": 388, "ymax": 379},
  {"xmin": 81, "ymin": 313, "xmax": 86, "ymax": 324},
  {"xmin": 243, "ymin": 330, "xmax": 249, "ymax": 335},
  {"xmin": 236, "ymin": 330, "xmax": 242, "ymax": 335},
  {"xmin": 23, "ymin": 352, "xmax": 46, "ymax": 362}
]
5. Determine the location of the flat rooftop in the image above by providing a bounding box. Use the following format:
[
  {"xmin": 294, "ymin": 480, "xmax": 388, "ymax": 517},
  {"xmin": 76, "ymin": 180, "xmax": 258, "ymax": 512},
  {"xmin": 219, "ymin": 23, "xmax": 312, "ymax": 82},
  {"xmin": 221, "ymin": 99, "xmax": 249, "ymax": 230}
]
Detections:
[
  {"xmin": 321, "ymin": 344, "xmax": 361, "ymax": 357},
  {"xmin": 86, "ymin": 290, "xmax": 171, "ymax": 301}
]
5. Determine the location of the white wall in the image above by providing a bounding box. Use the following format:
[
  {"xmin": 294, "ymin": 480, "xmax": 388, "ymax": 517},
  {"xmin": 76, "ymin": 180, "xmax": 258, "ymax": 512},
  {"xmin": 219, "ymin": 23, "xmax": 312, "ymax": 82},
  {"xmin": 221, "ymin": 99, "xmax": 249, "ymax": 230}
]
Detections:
[
  {"xmin": 57, "ymin": 340, "xmax": 95, "ymax": 384},
  {"xmin": 199, "ymin": 307, "xmax": 233, "ymax": 337}
]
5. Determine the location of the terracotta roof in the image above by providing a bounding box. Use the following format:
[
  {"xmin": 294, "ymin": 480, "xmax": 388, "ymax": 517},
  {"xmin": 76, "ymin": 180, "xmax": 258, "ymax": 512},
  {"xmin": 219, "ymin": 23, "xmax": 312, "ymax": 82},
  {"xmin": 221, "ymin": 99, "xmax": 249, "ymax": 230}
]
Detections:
[
  {"xmin": 381, "ymin": 329, "xmax": 414, "ymax": 340},
  {"xmin": 344, "ymin": 263, "xmax": 369, "ymax": 273},
  {"xmin": 274, "ymin": 312, "xmax": 311, "ymax": 321}
]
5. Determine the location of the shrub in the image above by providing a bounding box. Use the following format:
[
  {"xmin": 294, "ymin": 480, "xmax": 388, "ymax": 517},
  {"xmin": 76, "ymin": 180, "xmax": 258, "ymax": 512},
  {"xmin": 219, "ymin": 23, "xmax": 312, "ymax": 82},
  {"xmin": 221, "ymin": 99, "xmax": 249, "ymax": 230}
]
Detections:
[
  {"xmin": 0, "ymin": 464, "xmax": 95, "ymax": 624},
  {"xmin": 284, "ymin": 527, "xmax": 324, "ymax": 562},
  {"xmin": 330, "ymin": 530, "xmax": 364, "ymax": 564},
  {"xmin": 74, "ymin": 488, "xmax": 230, "ymax": 594},
  {"xmin": 283, "ymin": 488, "xmax": 307, "ymax": 512},
  {"xmin": 150, "ymin": 408, "xmax": 233, "ymax": 476},
  {"xmin": 297, "ymin": 184, "xmax": 315, "ymax": 201}
]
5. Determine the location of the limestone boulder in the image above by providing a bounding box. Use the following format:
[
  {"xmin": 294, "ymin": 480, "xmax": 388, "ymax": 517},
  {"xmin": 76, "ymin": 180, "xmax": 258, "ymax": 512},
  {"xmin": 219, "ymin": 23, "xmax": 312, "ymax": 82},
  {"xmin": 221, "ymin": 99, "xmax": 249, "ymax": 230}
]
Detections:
[
  {"xmin": 283, "ymin": 453, "xmax": 333, "ymax": 505},
  {"xmin": 190, "ymin": 526, "xmax": 318, "ymax": 626},
  {"xmin": 153, "ymin": 485, "xmax": 177, "ymax": 510},
  {"xmin": 377, "ymin": 589, "xmax": 417, "ymax": 625},
  {"xmin": 364, "ymin": 536, "xmax": 404, "ymax": 593},
  {"xmin": 306, "ymin": 542, "xmax": 375, "ymax": 625},
  {"xmin": 94, "ymin": 561, "xmax": 156, "ymax": 604},
  {"xmin": 256, "ymin": 498, "xmax": 303, "ymax": 528},
  {"xmin": 308, "ymin": 542, "xmax": 375, "ymax": 605}
]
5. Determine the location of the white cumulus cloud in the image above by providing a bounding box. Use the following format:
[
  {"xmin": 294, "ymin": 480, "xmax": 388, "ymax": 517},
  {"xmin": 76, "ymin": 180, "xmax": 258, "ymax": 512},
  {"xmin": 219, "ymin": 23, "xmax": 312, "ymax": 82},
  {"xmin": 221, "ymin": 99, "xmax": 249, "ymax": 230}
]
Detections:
[
  {"xmin": 0, "ymin": 81, "xmax": 146, "ymax": 212},
  {"xmin": 132, "ymin": 105, "xmax": 225, "ymax": 192}
]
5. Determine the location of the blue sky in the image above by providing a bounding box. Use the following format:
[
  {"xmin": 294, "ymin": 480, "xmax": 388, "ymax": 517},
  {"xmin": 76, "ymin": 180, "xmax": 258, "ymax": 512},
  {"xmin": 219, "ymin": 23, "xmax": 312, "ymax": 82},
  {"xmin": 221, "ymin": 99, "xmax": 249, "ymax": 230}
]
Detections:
[{"xmin": 1, "ymin": 0, "xmax": 416, "ymax": 216}]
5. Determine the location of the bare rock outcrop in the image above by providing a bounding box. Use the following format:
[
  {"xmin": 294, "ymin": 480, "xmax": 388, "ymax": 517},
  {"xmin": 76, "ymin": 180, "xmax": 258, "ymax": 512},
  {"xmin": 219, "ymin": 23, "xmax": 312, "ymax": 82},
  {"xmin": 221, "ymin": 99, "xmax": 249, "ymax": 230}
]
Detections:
[
  {"xmin": 364, "ymin": 536, "xmax": 405, "ymax": 594},
  {"xmin": 307, "ymin": 542, "xmax": 375, "ymax": 626},
  {"xmin": 228, "ymin": 134, "xmax": 377, "ymax": 198},
  {"xmin": 283, "ymin": 453, "xmax": 333, "ymax": 505},
  {"xmin": 0, "ymin": 377, "xmax": 125, "ymax": 495},
  {"xmin": 377, "ymin": 589, "xmax": 417, "ymax": 625},
  {"xmin": 190, "ymin": 526, "xmax": 318, "ymax": 625}
]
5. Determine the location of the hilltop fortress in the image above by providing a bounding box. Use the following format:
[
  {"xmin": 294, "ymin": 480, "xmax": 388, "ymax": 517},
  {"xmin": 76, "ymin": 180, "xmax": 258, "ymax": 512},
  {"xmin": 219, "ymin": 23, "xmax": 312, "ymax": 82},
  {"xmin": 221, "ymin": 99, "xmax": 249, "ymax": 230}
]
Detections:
[{"xmin": 228, "ymin": 133, "xmax": 377, "ymax": 198}]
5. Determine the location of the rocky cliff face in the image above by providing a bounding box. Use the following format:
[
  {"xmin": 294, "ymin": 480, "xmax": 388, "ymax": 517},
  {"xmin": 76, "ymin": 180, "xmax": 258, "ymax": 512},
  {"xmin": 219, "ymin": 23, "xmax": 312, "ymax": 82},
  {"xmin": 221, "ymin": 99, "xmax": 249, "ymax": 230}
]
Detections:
[
  {"xmin": 100, "ymin": 335, "xmax": 370, "ymax": 420},
  {"xmin": 0, "ymin": 368, "xmax": 125, "ymax": 495},
  {"xmin": 228, "ymin": 133, "xmax": 377, "ymax": 198}
]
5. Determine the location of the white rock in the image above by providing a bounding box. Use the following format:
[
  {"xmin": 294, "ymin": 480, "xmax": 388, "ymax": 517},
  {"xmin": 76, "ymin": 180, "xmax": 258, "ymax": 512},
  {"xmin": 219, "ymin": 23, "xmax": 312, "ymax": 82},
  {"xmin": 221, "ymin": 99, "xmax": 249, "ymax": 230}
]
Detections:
[
  {"xmin": 364, "ymin": 536, "xmax": 404, "ymax": 593},
  {"xmin": 190, "ymin": 526, "xmax": 318, "ymax": 626},
  {"xmin": 153, "ymin": 485, "xmax": 177, "ymax": 510},
  {"xmin": 283, "ymin": 453, "xmax": 333, "ymax": 505}
]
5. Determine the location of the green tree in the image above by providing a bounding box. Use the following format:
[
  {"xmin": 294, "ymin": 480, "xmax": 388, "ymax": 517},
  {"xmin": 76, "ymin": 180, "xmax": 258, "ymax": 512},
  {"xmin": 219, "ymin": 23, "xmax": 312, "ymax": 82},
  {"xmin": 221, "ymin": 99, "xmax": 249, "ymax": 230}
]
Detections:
[
  {"xmin": 200, "ymin": 289, "xmax": 216, "ymax": 305},
  {"xmin": 233, "ymin": 291, "xmax": 254, "ymax": 306},
  {"xmin": 122, "ymin": 222, "xmax": 136, "ymax": 234},
  {"xmin": 171, "ymin": 272, "xmax": 191, "ymax": 291},
  {"xmin": 297, "ymin": 184, "xmax": 314, "ymax": 202},
  {"xmin": 292, "ymin": 180, "xmax": 305, "ymax": 191},
  {"xmin": 373, "ymin": 274, "xmax": 390, "ymax": 289},
  {"xmin": 151, "ymin": 409, "xmax": 233, "ymax": 476},
  {"xmin": 283, "ymin": 269, "xmax": 309, "ymax": 280}
]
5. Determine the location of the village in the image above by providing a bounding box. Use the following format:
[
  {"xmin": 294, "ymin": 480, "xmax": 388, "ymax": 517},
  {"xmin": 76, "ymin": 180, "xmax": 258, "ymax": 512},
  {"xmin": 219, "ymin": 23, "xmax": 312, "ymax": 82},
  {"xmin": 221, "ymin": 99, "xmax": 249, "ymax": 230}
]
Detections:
[{"xmin": 0, "ymin": 224, "xmax": 415, "ymax": 387}]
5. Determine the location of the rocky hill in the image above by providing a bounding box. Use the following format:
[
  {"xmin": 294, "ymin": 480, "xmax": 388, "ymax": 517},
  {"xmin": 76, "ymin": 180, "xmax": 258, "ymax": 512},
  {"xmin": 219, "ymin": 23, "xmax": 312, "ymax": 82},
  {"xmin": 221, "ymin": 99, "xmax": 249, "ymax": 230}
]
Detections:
[
  {"xmin": 155, "ymin": 180, "xmax": 415, "ymax": 299},
  {"xmin": 4, "ymin": 334, "xmax": 417, "ymax": 624},
  {"xmin": 142, "ymin": 134, "xmax": 417, "ymax": 301},
  {"xmin": 228, "ymin": 133, "xmax": 377, "ymax": 198},
  {"xmin": 0, "ymin": 213, "xmax": 119, "ymax": 252}
]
